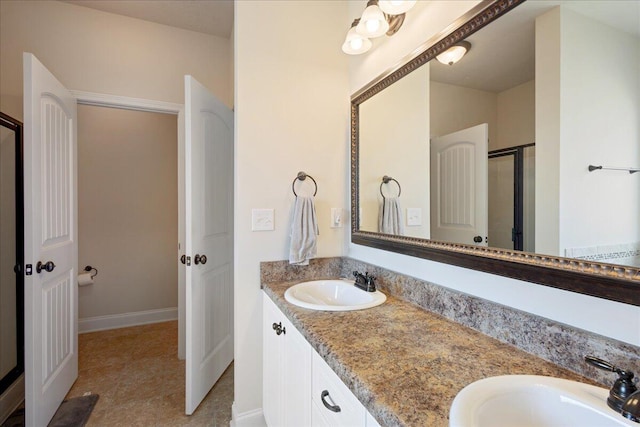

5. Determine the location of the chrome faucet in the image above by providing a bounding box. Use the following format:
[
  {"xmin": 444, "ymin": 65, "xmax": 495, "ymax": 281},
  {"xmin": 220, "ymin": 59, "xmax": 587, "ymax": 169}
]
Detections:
[
  {"xmin": 585, "ymin": 355, "xmax": 640, "ymax": 422},
  {"xmin": 353, "ymin": 271, "xmax": 376, "ymax": 292}
]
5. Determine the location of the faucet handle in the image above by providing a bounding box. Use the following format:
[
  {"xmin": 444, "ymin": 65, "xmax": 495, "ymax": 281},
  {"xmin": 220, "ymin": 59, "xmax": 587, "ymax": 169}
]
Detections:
[
  {"xmin": 585, "ymin": 355, "xmax": 637, "ymax": 413},
  {"xmin": 585, "ymin": 356, "xmax": 634, "ymax": 379}
]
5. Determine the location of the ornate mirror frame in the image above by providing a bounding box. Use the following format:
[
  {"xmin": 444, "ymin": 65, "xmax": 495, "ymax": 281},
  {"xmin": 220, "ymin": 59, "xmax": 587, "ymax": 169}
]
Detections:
[{"xmin": 350, "ymin": 0, "xmax": 640, "ymax": 306}]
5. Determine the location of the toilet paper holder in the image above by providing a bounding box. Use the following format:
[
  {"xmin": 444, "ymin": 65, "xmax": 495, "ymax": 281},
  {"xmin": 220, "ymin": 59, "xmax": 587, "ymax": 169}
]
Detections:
[{"xmin": 83, "ymin": 265, "xmax": 99, "ymax": 279}]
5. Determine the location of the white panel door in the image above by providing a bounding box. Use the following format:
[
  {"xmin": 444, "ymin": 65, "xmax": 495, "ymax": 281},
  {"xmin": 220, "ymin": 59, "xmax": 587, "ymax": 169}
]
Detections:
[
  {"xmin": 23, "ymin": 53, "xmax": 78, "ymax": 427},
  {"xmin": 184, "ymin": 76, "xmax": 234, "ymax": 414},
  {"xmin": 430, "ymin": 123, "xmax": 488, "ymax": 246}
]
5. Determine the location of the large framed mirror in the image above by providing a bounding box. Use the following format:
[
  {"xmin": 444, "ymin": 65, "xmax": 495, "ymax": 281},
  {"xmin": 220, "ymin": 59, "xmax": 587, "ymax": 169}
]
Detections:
[{"xmin": 351, "ymin": 0, "xmax": 640, "ymax": 305}]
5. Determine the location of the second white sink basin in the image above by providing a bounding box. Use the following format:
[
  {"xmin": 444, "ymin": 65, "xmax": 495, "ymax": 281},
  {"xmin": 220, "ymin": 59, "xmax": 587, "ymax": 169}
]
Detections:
[
  {"xmin": 284, "ymin": 279, "xmax": 386, "ymax": 311},
  {"xmin": 450, "ymin": 375, "xmax": 636, "ymax": 427}
]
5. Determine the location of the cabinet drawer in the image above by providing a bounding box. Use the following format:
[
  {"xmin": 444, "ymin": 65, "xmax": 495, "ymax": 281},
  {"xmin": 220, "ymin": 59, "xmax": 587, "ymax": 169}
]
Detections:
[
  {"xmin": 312, "ymin": 351, "xmax": 365, "ymax": 426},
  {"xmin": 366, "ymin": 411, "xmax": 381, "ymax": 427}
]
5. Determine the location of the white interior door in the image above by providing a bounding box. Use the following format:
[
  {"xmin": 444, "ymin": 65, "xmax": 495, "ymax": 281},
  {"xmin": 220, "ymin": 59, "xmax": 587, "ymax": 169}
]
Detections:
[
  {"xmin": 23, "ymin": 52, "xmax": 78, "ymax": 427},
  {"xmin": 430, "ymin": 123, "xmax": 488, "ymax": 246},
  {"xmin": 184, "ymin": 75, "xmax": 234, "ymax": 414}
]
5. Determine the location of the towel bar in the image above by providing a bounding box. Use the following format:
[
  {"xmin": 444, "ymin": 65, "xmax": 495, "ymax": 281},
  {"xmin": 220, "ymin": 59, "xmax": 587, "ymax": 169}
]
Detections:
[
  {"xmin": 380, "ymin": 175, "xmax": 401, "ymax": 198},
  {"xmin": 588, "ymin": 165, "xmax": 639, "ymax": 174},
  {"xmin": 292, "ymin": 171, "xmax": 318, "ymax": 196}
]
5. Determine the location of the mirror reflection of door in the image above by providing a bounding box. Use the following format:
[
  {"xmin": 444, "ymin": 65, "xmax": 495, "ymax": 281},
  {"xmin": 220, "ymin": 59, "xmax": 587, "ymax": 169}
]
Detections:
[
  {"xmin": 430, "ymin": 123, "xmax": 488, "ymax": 246},
  {"xmin": 488, "ymin": 144, "xmax": 535, "ymax": 251},
  {"xmin": 0, "ymin": 112, "xmax": 24, "ymax": 409}
]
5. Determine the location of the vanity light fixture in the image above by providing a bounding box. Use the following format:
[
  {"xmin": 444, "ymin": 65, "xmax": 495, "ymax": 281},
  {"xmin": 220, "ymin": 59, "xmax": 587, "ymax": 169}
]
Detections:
[
  {"xmin": 342, "ymin": 18, "xmax": 373, "ymax": 55},
  {"xmin": 343, "ymin": 0, "xmax": 416, "ymax": 55},
  {"xmin": 436, "ymin": 41, "xmax": 472, "ymax": 65}
]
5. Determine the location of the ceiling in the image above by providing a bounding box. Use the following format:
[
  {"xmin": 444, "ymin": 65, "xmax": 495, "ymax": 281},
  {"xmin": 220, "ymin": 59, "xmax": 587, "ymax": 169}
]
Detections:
[
  {"xmin": 430, "ymin": 0, "xmax": 639, "ymax": 93},
  {"xmin": 60, "ymin": 0, "xmax": 234, "ymax": 38}
]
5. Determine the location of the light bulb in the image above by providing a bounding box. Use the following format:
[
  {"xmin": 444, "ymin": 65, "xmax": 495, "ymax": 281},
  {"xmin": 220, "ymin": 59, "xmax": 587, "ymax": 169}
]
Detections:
[
  {"xmin": 366, "ymin": 19, "xmax": 380, "ymax": 33},
  {"xmin": 342, "ymin": 21, "xmax": 372, "ymax": 55},
  {"xmin": 379, "ymin": 0, "xmax": 416, "ymax": 15},
  {"xmin": 350, "ymin": 38, "xmax": 363, "ymax": 51},
  {"xmin": 356, "ymin": 3, "xmax": 389, "ymax": 38}
]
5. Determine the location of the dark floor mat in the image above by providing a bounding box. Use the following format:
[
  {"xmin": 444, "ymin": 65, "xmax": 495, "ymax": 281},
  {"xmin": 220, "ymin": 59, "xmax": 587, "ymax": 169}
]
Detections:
[{"xmin": 2, "ymin": 394, "xmax": 99, "ymax": 427}]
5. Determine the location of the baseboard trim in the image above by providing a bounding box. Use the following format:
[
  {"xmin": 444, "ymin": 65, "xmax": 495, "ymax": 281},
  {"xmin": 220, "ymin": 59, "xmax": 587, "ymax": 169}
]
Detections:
[
  {"xmin": 0, "ymin": 374, "xmax": 24, "ymax": 425},
  {"xmin": 79, "ymin": 307, "xmax": 178, "ymax": 333},
  {"xmin": 231, "ymin": 403, "xmax": 265, "ymax": 427}
]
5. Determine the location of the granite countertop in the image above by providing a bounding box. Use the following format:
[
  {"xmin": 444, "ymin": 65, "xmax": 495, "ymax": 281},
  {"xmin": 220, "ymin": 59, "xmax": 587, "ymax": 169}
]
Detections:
[{"xmin": 262, "ymin": 279, "xmax": 598, "ymax": 427}]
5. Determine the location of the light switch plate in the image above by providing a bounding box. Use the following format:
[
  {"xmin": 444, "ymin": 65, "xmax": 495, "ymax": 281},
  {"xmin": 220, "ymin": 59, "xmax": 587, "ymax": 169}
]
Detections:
[
  {"xmin": 252, "ymin": 209, "xmax": 274, "ymax": 231},
  {"xmin": 331, "ymin": 208, "xmax": 343, "ymax": 228},
  {"xmin": 407, "ymin": 208, "xmax": 422, "ymax": 226}
]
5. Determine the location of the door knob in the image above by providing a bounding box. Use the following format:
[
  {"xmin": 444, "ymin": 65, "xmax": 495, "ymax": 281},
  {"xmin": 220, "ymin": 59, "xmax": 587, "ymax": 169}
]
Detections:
[
  {"xmin": 36, "ymin": 261, "xmax": 56, "ymax": 273},
  {"xmin": 473, "ymin": 235, "xmax": 483, "ymax": 243},
  {"xmin": 194, "ymin": 254, "xmax": 207, "ymax": 265},
  {"xmin": 180, "ymin": 255, "xmax": 186, "ymax": 265}
]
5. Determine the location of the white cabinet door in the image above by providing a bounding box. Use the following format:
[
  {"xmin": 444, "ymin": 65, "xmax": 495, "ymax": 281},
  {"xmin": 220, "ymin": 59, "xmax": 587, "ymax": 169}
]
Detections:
[
  {"xmin": 283, "ymin": 315, "xmax": 312, "ymax": 426},
  {"xmin": 263, "ymin": 294, "xmax": 284, "ymax": 426},
  {"xmin": 263, "ymin": 294, "xmax": 312, "ymax": 427}
]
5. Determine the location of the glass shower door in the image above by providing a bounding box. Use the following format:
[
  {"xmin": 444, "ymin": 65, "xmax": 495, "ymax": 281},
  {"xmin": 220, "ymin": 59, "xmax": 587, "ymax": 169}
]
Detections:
[{"xmin": 0, "ymin": 112, "xmax": 24, "ymax": 396}]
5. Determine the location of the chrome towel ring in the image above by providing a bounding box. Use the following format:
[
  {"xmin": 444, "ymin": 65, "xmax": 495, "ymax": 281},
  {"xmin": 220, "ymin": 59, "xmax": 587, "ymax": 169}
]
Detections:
[
  {"xmin": 380, "ymin": 175, "xmax": 401, "ymax": 198},
  {"xmin": 292, "ymin": 171, "xmax": 318, "ymax": 197}
]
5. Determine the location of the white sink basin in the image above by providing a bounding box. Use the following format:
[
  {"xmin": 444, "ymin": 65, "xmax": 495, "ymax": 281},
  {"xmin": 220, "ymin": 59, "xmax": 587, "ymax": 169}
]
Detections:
[
  {"xmin": 450, "ymin": 375, "xmax": 636, "ymax": 427},
  {"xmin": 284, "ymin": 279, "xmax": 386, "ymax": 311}
]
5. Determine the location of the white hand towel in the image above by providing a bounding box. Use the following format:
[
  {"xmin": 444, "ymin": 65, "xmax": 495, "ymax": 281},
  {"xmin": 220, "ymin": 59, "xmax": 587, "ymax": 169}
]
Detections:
[
  {"xmin": 378, "ymin": 196, "xmax": 404, "ymax": 235},
  {"xmin": 289, "ymin": 196, "xmax": 319, "ymax": 265}
]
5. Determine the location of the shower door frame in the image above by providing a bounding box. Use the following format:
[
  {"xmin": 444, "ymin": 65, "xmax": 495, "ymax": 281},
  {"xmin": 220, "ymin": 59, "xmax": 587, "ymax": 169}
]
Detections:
[
  {"xmin": 488, "ymin": 142, "xmax": 534, "ymax": 251},
  {"xmin": 0, "ymin": 112, "xmax": 25, "ymax": 395}
]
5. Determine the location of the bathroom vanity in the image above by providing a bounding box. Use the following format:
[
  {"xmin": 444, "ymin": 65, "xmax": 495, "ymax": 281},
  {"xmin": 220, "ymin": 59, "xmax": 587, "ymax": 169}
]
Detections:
[
  {"xmin": 263, "ymin": 294, "xmax": 381, "ymax": 426},
  {"xmin": 261, "ymin": 259, "xmax": 604, "ymax": 426}
]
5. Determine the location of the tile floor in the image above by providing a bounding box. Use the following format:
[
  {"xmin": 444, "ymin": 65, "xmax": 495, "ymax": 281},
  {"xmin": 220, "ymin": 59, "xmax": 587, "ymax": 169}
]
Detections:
[{"xmin": 65, "ymin": 321, "xmax": 233, "ymax": 426}]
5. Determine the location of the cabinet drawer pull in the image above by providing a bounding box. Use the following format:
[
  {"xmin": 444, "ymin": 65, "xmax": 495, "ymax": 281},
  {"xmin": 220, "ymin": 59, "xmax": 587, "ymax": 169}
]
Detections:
[
  {"xmin": 320, "ymin": 390, "xmax": 341, "ymax": 413},
  {"xmin": 272, "ymin": 322, "xmax": 286, "ymax": 335}
]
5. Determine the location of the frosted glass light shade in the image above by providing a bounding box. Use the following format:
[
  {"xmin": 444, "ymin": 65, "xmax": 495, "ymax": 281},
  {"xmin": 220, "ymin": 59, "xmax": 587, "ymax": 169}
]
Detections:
[
  {"xmin": 356, "ymin": 3, "xmax": 389, "ymax": 38},
  {"xmin": 342, "ymin": 26, "xmax": 372, "ymax": 55},
  {"xmin": 436, "ymin": 42, "xmax": 471, "ymax": 65},
  {"xmin": 378, "ymin": 0, "xmax": 416, "ymax": 15}
]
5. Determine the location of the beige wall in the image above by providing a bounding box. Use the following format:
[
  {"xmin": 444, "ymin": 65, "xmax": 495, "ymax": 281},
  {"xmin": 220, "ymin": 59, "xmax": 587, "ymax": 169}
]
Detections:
[
  {"xmin": 234, "ymin": 0, "xmax": 349, "ymax": 418},
  {"xmin": 557, "ymin": 8, "xmax": 639, "ymax": 254},
  {"xmin": 77, "ymin": 105, "xmax": 177, "ymax": 319},
  {"xmin": 430, "ymin": 80, "xmax": 497, "ymax": 146},
  {"xmin": 430, "ymin": 79, "xmax": 535, "ymax": 152},
  {"xmin": 0, "ymin": 0, "xmax": 232, "ymax": 121},
  {"xmin": 359, "ymin": 65, "xmax": 430, "ymax": 238},
  {"xmin": 496, "ymin": 80, "xmax": 535, "ymax": 150}
]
